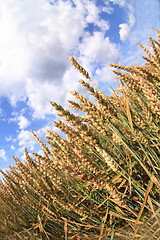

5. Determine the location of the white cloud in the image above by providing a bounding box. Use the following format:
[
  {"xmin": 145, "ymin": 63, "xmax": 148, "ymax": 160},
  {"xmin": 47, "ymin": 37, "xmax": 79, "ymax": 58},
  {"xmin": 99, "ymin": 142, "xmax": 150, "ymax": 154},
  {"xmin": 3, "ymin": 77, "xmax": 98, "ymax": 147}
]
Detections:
[
  {"xmin": 117, "ymin": 2, "xmax": 135, "ymax": 42},
  {"xmin": 26, "ymin": 78, "xmax": 63, "ymax": 119},
  {"xmin": 0, "ymin": 0, "xmax": 157, "ymax": 121},
  {"xmin": 97, "ymin": 19, "xmax": 110, "ymax": 32},
  {"xmin": 109, "ymin": 1, "xmax": 135, "ymax": 42},
  {"xmin": 94, "ymin": 65, "xmax": 115, "ymax": 83},
  {"xmin": 5, "ymin": 136, "xmax": 12, "ymax": 142},
  {"xmin": 119, "ymin": 23, "xmax": 131, "ymax": 42},
  {"xmin": 17, "ymin": 130, "xmax": 37, "ymax": 150},
  {"xmin": 11, "ymin": 145, "xmax": 15, "ymax": 150},
  {"xmin": 17, "ymin": 124, "xmax": 51, "ymax": 154},
  {"xmin": 103, "ymin": 6, "xmax": 114, "ymax": 14},
  {"xmin": 8, "ymin": 115, "xmax": 30, "ymax": 129},
  {"xmin": 0, "ymin": 0, "xmax": 116, "ymax": 119},
  {"xmin": 110, "ymin": 0, "xmax": 126, "ymax": 7},
  {"xmin": 81, "ymin": 0, "xmax": 100, "ymax": 24},
  {"xmin": 0, "ymin": 149, "xmax": 7, "ymax": 161},
  {"xmin": 128, "ymin": 4, "xmax": 135, "ymax": 27},
  {"xmin": 36, "ymin": 126, "xmax": 48, "ymax": 138},
  {"xmin": 78, "ymin": 31, "xmax": 121, "ymax": 65},
  {"xmin": 18, "ymin": 116, "xmax": 30, "ymax": 129}
]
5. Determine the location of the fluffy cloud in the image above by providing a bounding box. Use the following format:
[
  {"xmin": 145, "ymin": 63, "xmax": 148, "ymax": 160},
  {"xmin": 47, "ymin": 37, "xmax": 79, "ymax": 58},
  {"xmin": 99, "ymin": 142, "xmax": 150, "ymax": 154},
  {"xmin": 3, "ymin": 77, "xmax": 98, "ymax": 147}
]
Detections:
[
  {"xmin": 119, "ymin": 23, "xmax": 131, "ymax": 42},
  {"xmin": 5, "ymin": 136, "xmax": 12, "ymax": 142},
  {"xmin": 17, "ymin": 130, "xmax": 37, "ymax": 150},
  {"xmin": 0, "ymin": 0, "xmax": 122, "ymax": 119},
  {"xmin": 128, "ymin": 4, "xmax": 135, "ymax": 27},
  {"xmin": 0, "ymin": 149, "xmax": 7, "ymax": 161},
  {"xmin": 110, "ymin": 0, "xmax": 126, "ymax": 7},
  {"xmin": 11, "ymin": 145, "xmax": 15, "ymax": 150},
  {"xmin": 78, "ymin": 31, "xmax": 121, "ymax": 67},
  {"xmin": 109, "ymin": 0, "xmax": 135, "ymax": 42},
  {"xmin": 94, "ymin": 65, "xmax": 115, "ymax": 83},
  {"xmin": 0, "ymin": 0, "xmax": 75, "ymax": 104},
  {"xmin": 18, "ymin": 116, "xmax": 30, "ymax": 129},
  {"xmin": 8, "ymin": 115, "xmax": 30, "ymax": 129},
  {"xmin": 102, "ymin": 0, "xmax": 114, "ymax": 14},
  {"xmin": 119, "ymin": 3, "xmax": 135, "ymax": 42},
  {"xmin": 17, "ymin": 123, "xmax": 53, "ymax": 153}
]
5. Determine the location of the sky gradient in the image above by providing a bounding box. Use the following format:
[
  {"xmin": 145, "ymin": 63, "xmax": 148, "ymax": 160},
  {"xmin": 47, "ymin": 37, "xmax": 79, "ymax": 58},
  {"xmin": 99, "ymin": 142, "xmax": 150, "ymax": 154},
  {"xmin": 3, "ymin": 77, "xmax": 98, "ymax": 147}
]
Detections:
[{"xmin": 0, "ymin": 0, "xmax": 160, "ymax": 175}]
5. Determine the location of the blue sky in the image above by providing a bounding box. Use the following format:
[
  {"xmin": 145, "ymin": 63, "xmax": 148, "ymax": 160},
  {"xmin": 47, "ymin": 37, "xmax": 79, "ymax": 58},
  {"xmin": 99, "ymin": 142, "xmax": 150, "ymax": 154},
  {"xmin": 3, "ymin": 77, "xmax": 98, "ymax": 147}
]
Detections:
[{"xmin": 0, "ymin": 0, "xmax": 160, "ymax": 175}]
